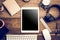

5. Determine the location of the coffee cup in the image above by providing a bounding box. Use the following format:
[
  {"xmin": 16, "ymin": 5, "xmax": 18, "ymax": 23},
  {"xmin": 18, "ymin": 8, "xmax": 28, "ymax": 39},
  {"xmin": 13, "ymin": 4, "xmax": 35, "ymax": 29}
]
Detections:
[
  {"xmin": 0, "ymin": 19, "xmax": 9, "ymax": 39},
  {"xmin": 0, "ymin": 19, "xmax": 5, "ymax": 29}
]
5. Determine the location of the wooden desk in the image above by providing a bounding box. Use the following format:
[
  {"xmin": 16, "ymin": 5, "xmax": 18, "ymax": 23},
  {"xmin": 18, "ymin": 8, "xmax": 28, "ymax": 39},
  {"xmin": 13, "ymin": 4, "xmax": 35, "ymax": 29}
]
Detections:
[{"xmin": 0, "ymin": 0, "xmax": 60, "ymax": 36}]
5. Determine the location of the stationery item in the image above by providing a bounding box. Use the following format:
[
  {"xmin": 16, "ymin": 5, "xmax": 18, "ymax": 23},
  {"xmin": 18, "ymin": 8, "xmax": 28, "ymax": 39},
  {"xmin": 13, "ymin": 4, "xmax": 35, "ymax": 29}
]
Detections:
[
  {"xmin": 42, "ymin": 29, "xmax": 51, "ymax": 40},
  {"xmin": 0, "ymin": 19, "xmax": 9, "ymax": 39},
  {"xmin": 3, "ymin": 0, "xmax": 20, "ymax": 16},
  {"xmin": 40, "ymin": 18, "xmax": 51, "ymax": 32}
]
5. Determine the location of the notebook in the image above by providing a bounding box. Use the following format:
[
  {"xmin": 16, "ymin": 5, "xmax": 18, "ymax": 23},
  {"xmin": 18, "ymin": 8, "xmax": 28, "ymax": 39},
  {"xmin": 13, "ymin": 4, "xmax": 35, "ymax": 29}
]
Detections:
[{"xmin": 3, "ymin": 0, "xmax": 20, "ymax": 16}]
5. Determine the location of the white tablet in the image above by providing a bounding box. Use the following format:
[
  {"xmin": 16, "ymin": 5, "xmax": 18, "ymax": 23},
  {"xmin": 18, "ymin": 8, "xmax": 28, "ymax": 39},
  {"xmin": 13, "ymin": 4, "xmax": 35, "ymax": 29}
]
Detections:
[{"xmin": 21, "ymin": 7, "xmax": 39, "ymax": 33}]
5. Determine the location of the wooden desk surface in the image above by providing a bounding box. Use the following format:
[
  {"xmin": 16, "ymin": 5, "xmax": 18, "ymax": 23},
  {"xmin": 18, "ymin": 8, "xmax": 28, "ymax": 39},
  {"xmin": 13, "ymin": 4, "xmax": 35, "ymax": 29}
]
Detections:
[
  {"xmin": 0, "ymin": 0, "xmax": 60, "ymax": 40},
  {"xmin": 0, "ymin": 0, "xmax": 60, "ymax": 35},
  {"xmin": 0, "ymin": 0, "xmax": 60, "ymax": 18}
]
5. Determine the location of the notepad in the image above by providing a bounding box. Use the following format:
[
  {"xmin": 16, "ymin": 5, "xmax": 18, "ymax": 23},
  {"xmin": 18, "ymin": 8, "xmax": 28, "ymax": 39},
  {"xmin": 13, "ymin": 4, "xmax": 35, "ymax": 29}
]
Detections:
[{"xmin": 3, "ymin": 0, "xmax": 20, "ymax": 16}]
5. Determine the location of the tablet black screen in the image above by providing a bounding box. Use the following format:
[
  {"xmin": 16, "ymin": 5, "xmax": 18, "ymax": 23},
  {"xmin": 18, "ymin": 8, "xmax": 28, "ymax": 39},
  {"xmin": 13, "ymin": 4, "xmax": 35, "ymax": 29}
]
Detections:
[{"xmin": 22, "ymin": 9, "xmax": 38, "ymax": 30}]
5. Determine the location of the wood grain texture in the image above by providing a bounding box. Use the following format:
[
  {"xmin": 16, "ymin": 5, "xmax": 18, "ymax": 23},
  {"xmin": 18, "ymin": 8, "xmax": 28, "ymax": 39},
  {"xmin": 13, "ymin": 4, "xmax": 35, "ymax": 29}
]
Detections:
[
  {"xmin": 0, "ymin": 0, "xmax": 60, "ymax": 18},
  {"xmin": 0, "ymin": 0, "xmax": 60, "ymax": 40},
  {"xmin": 0, "ymin": 0, "xmax": 60, "ymax": 35}
]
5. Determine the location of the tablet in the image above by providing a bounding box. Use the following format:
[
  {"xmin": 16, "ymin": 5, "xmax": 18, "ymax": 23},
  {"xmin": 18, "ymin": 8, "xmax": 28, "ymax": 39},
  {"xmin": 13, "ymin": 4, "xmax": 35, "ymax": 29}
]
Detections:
[{"xmin": 21, "ymin": 7, "xmax": 39, "ymax": 33}]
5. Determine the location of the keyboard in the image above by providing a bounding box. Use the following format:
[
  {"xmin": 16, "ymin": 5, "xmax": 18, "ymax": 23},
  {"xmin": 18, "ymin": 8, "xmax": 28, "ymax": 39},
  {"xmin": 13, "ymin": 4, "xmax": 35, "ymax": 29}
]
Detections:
[{"xmin": 6, "ymin": 34, "xmax": 37, "ymax": 40}]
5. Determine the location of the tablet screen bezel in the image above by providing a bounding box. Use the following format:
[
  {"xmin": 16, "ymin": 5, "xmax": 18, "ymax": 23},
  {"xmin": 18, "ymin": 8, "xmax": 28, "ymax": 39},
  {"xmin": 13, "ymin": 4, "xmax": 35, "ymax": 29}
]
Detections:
[{"xmin": 21, "ymin": 7, "xmax": 39, "ymax": 33}]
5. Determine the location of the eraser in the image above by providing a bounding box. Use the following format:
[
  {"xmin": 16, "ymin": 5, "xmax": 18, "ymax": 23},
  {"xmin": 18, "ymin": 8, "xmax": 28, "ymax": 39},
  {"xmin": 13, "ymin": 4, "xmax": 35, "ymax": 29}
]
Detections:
[
  {"xmin": 42, "ymin": 29, "xmax": 51, "ymax": 40},
  {"xmin": 3, "ymin": 0, "xmax": 20, "ymax": 16},
  {"xmin": 40, "ymin": 18, "xmax": 51, "ymax": 32}
]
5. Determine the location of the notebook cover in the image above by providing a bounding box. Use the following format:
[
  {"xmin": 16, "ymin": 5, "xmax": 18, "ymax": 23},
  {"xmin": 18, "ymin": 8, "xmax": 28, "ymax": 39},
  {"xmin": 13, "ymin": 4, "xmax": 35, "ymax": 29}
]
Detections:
[{"xmin": 3, "ymin": 0, "xmax": 20, "ymax": 16}]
